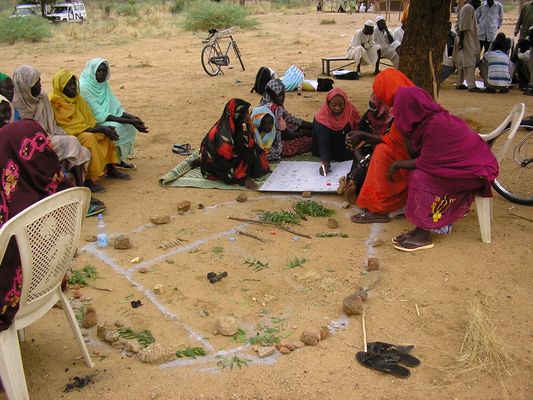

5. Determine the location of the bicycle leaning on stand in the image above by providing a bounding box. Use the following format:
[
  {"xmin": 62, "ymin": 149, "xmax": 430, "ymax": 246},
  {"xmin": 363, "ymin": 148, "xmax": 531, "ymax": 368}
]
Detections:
[{"xmin": 201, "ymin": 26, "xmax": 245, "ymax": 76}]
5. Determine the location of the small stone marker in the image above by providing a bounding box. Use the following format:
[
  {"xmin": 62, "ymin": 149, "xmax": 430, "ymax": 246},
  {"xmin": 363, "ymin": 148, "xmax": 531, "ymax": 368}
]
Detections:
[
  {"xmin": 113, "ymin": 234, "xmax": 131, "ymax": 250},
  {"xmin": 366, "ymin": 257, "xmax": 380, "ymax": 271},
  {"xmin": 302, "ymin": 191, "xmax": 312, "ymax": 198},
  {"xmin": 343, "ymin": 293, "xmax": 364, "ymax": 316},
  {"xmin": 327, "ymin": 218, "xmax": 339, "ymax": 229},
  {"xmin": 177, "ymin": 200, "xmax": 191, "ymax": 212},
  {"xmin": 215, "ymin": 316, "xmax": 238, "ymax": 336},
  {"xmin": 300, "ymin": 331, "xmax": 320, "ymax": 346},
  {"xmin": 236, "ymin": 193, "xmax": 248, "ymax": 203},
  {"xmin": 150, "ymin": 215, "xmax": 170, "ymax": 225},
  {"xmin": 257, "ymin": 346, "xmax": 275, "ymax": 358},
  {"xmin": 153, "ymin": 284, "xmax": 164, "ymax": 295}
]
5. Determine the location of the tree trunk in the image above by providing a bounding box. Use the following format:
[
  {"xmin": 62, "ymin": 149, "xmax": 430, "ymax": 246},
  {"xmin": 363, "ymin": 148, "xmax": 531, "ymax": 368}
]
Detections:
[{"xmin": 398, "ymin": 0, "xmax": 451, "ymax": 97}]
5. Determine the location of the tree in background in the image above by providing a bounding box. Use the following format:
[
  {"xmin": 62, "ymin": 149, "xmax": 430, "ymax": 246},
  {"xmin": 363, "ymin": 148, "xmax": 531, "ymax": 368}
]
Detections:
[{"xmin": 398, "ymin": 0, "xmax": 451, "ymax": 97}]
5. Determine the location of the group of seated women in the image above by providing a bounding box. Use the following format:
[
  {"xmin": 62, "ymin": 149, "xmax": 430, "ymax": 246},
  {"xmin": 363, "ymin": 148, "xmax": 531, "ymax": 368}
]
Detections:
[
  {"xmin": 198, "ymin": 69, "xmax": 498, "ymax": 252},
  {"xmin": 0, "ymin": 58, "xmax": 148, "ymax": 215}
]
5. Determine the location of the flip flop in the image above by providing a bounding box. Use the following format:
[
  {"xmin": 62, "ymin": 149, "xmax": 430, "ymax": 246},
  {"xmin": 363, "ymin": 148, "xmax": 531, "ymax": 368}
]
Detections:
[
  {"xmin": 117, "ymin": 161, "xmax": 137, "ymax": 170},
  {"xmin": 172, "ymin": 143, "xmax": 193, "ymax": 156},
  {"xmin": 86, "ymin": 202, "xmax": 107, "ymax": 217},
  {"xmin": 351, "ymin": 211, "xmax": 391, "ymax": 224},
  {"xmin": 106, "ymin": 170, "xmax": 131, "ymax": 180},
  {"xmin": 355, "ymin": 351, "xmax": 410, "ymax": 378},
  {"xmin": 393, "ymin": 238, "xmax": 434, "ymax": 252},
  {"xmin": 84, "ymin": 181, "xmax": 106, "ymax": 193},
  {"xmin": 367, "ymin": 342, "xmax": 421, "ymax": 367}
]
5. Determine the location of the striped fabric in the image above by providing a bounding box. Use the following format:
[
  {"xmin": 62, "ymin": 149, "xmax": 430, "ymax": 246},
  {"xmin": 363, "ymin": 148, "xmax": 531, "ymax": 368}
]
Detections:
[{"xmin": 483, "ymin": 50, "xmax": 511, "ymax": 87}]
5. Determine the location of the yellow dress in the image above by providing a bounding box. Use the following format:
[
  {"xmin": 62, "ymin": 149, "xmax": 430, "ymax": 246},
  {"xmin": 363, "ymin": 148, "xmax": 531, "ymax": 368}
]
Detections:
[{"xmin": 49, "ymin": 69, "xmax": 118, "ymax": 179}]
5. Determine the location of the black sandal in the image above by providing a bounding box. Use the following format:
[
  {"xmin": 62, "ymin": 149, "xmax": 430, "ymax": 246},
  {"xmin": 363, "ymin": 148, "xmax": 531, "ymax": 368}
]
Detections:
[
  {"xmin": 172, "ymin": 143, "xmax": 192, "ymax": 156},
  {"xmin": 367, "ymin": 342, "xmax": 421, "ymax": 367},
  {"xmin": 356, "ymin": 351, "xmax": 411, "ymax": 378}
]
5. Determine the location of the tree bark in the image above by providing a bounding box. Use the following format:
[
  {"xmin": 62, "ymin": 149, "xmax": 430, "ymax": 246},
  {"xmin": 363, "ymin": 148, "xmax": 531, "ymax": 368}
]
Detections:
[{"xmin": 398, "ymin": 0, "xmax": 451, "ymax": 97}]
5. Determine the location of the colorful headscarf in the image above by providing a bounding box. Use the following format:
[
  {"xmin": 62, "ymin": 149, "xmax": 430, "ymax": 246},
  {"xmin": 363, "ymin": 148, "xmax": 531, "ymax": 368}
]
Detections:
[
  {"xmin": 79, "ymin": 58, "xmax": 124, "ymax": 123},
  {"xmin": 366, "ymin": 92, "xmax": 393, "ymax": 136},
  {"xmin": 12, "ymin": 65, "xmax": 66, "ymax": 137},
  {"xmin": 260, "ymin": 78, "xmax": 285, "ymax": 106},
  {"xmin": 372, "ymin": 69, "xmax": 414, "ymax": 107},
  {"xmin": 314, "ymin": 87, "xmax": 360, "ymax": 131},
  {"xmin": 394, "ymin": 86, "xmax": 498, "ymax": 182},
  {"xmin": 0, "ymin": 73, "xmax": 9, "ymax": 82},
  {"xmin": 49, "ymin": 69, "xmax": 97, "ymax": 136},
  {"xmin": 250, "ymin": 105, "xmax": 276, "ymax": 151}
]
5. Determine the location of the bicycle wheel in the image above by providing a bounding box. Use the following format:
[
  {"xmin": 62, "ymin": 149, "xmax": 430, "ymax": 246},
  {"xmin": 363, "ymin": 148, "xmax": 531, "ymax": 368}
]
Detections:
[
  {"xmin": 201, "ymin": 44, "xmax": 222, "ymax": 76},
  {"xmin": 232, "ymin": 41, "xmax": 245, "ymax": 71},
  {"xmin": 489, "ymin": 120, "xmax": 533, "ymax": 205}
]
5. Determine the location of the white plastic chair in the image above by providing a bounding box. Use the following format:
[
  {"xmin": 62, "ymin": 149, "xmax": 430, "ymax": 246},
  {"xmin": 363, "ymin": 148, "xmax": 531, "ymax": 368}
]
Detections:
[
  {"xmin": 475, "ymin": 103, "xmax": 525, "ymax": 243},
  {"xmin": 0, "ymin": 187, "xmax": 93, "ymax": 400}
]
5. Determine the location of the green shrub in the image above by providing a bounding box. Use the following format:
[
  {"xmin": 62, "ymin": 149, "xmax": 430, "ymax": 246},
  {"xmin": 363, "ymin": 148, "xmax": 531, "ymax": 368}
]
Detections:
[
  {"xmin": 182, "ymin": 0, "xmax": 256, "ymax": 32},
  {"xmin": 0, "ymin": 17, "xmax": 51, "ymax": 44},
  {"xmin": 116, "ymin": 0, "xmax": 139, "ymax": 17},
  {"xmin": 319, "ymin": 18, "xmax": 336, "ymax": 25},
  {"xmin": 170, "ymin": 0, "xmax": 193, "ymax": 14},
  {"xmin": 271, "ymin": 0, "xmax": 306, "ymax": 9}
]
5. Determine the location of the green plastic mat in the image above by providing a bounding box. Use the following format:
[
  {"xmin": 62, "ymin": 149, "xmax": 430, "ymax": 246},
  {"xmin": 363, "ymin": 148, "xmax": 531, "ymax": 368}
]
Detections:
[{"xmin": 159, "ymin": 151, "xmax": 319, "ymax": 190}]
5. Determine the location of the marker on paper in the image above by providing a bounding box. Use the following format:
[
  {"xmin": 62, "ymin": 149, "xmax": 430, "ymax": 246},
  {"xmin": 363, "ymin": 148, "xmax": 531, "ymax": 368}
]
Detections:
[{"xmin": 321, "ymin": 163, "xmax": 327, "ymax": 177}]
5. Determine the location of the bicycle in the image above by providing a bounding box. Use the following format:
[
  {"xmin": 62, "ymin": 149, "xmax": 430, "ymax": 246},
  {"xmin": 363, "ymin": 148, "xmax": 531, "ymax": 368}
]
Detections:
[
  {"xmin": 201, "ymin": 26, "xmax": 245, "ymax": 77},
  {"xmin": 489, "ymin": 117, "xmax": 533, "ymax": 205}
]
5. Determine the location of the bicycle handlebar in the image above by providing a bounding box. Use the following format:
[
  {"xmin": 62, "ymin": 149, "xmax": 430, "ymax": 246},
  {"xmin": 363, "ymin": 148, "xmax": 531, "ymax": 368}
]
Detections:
[{"xmin": 202, "ymin": 26, "xmax": 239, "ymax": 42}]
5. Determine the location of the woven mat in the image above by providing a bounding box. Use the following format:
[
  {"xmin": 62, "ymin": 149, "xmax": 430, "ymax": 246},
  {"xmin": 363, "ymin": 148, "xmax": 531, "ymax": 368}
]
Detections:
[{"xmin": 159, "ymin": 151, "xmax": 320, "ymax": 191}]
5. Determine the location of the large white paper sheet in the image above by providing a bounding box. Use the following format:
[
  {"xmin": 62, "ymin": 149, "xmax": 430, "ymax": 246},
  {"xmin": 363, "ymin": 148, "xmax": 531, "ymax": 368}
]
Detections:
[{"xmin": 259, "ymin": 161, "xmax": 352, "ymax": 192}]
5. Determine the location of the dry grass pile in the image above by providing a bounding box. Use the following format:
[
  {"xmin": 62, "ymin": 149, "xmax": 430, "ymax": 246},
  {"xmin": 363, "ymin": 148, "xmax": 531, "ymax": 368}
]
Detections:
[{"xmin": 457, "ymin": 292, "xmax": 516, "ymax": 396}]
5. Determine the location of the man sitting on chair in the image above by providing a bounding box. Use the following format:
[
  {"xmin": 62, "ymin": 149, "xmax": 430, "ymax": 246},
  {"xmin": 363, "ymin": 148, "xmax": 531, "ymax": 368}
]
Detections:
[
  {"xmin": 347, "ymin": 20, "xmax": 380, "ymax": 75},
  {"xmin": 374, "ymin": 16, "xmax": 401, "ymax": 70}
]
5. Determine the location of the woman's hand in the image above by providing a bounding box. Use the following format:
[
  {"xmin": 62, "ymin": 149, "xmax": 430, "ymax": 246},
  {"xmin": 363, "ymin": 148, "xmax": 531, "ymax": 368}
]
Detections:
[
  {"xmin": 319, "ymin": 162, "xmax": 331, "ymax": 176},
  {"xmin": 387, "ymin": 161, "xmax": 400, "ymax": 182},
  {"xmin": 130, "ymin": 118, "xmax": 149, "ymax": 133},
  {"xmin": 101, "ymin": 126, "xmax": 119, "ymax": 141},
  {"xmin": 345, "ymin": 131, "xmax": 367, "ymax": 151}
]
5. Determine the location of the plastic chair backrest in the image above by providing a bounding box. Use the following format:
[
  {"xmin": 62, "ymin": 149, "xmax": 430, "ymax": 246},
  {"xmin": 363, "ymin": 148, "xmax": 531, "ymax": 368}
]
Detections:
[
  {"xmin": 478, "ymin": 103, "xmax": 525, "ymax": 143},
  {"xmin": 0, "ymin": 187, "xmax": 90, "ymax": 322}
]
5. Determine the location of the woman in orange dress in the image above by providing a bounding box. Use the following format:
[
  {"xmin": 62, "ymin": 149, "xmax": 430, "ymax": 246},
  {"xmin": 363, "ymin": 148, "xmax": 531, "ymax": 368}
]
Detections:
[{"xmin": 348, "ymin": 69, "xmax": 415, "ymax": 223}]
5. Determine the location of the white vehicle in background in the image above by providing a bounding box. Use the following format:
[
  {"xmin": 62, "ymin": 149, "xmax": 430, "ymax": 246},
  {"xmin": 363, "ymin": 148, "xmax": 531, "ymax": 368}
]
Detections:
[
  {"xmin": 10, "ymin": 4, "xmax": 42, "ymax": 18},
  {"xmin": 46, "ymin": 2, "xmax": 87, "ymax": 23}
]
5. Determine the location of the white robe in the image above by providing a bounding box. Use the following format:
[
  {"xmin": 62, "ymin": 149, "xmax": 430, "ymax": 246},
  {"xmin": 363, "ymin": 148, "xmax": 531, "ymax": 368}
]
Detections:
[{"xmin": 347, "ymin": 29, "xmax": 379, "ymax": 66}]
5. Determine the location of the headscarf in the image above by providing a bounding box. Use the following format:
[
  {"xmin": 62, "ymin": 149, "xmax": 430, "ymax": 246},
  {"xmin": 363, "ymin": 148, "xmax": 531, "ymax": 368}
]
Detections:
[
  {"xmin": 49, "ymin": 69, "xmax": 97, "ymax": 136},
  {"xmin": 366, "ymin": 92, "xmax": 393, "ymax": 136},
  {"xmin": 251, "ymin": 105, "xmax": 276, "ymax": 151},
  {"xmin": 200, "ymin": 99, "xmax": 269, "ymax": 182},
  {"xmin": 0, "ymin": 119, "xmax": 72, "ymax": 333},
  {"xmin": 0, "ymin": 73, "xmax": 9, "ymax": 82},
  {"xmin": 12, "ymin": 65, "xmax": 66, "ymax": 137},
  {"xmin": 314, "ymin": 88, "xmax": 361, "ymax": 131},
  {"xmin": 372, "ymin": 69, "xmax": 414, "ymax": 107},
  {"xmin": 394, "ymin": 86, "xmax": 498, "ymax": 182},
  {"xmin": 79, "ymin": 58, "xmax": 124, "ymax": 123},
  {"xmin": 260, "ymin": 78, "xmax": 285, "ymax": 106}
]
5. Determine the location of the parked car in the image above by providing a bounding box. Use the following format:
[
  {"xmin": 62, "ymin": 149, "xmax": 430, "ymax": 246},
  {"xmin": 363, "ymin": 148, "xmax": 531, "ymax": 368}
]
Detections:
[
  {"xmin": 10, "ymin": 4, "xmax": 42, "ymax": 18},
  {"xmin": 46, "ymin": 2, "xmax": 87, "ymax": 23}
]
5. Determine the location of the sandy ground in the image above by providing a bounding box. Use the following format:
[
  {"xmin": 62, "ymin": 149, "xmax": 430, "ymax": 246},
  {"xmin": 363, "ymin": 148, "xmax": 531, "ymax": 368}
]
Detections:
[{"xmin": 2, "ymin": 8, "xmax": 533, "ymax": 400}]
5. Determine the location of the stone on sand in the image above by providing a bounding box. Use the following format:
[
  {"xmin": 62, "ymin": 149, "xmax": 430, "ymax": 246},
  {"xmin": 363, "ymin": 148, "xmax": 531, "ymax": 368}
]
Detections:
[
  {"xmin": 113, "ymin": 234, "xmax": 131, "ymax": 250},
  {"xmin": 215, "ymin": 316, "xmax": 238, "ymax": 336},
  {"xmin": 177, "ymin": 200, "xmax": 191, "ymax": 212}
]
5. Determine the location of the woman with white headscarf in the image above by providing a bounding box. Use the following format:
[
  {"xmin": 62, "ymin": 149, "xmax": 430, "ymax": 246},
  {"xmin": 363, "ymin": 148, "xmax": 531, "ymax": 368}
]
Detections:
[{"xmin": 12, "ymin": 65, "xmax": 91, "ymax": 187}]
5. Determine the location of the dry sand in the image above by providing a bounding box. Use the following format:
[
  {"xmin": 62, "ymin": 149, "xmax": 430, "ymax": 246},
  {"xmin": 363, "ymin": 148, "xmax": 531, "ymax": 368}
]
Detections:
[{"xmin": 1, "ymin": 8, "xmax": 533, "ymax": 400}]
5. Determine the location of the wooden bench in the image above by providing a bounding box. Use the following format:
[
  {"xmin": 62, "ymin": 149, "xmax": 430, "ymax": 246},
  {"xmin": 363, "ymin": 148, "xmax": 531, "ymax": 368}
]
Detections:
[
  {"xmin": 321, "ymin": 56, "xmax": 356, "ymax": 76},
  {"xmin": 321, "ymin": 56, "xmax": 395, "ymax": 76}
]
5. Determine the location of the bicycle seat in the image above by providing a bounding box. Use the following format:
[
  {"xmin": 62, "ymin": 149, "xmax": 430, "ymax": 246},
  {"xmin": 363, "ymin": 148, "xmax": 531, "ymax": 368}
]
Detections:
[{"xmin": 208, "ymin": 28, "xmax": 218, "ymax": 34}]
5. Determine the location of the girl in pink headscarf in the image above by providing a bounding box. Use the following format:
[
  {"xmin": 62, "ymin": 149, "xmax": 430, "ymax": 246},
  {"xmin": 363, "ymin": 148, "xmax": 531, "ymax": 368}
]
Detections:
[
  {"xmin": 388, "ymin": 87, "xmax": 498, "ymax": 252},
  {"xmin": 312, "ymin": 88, "xmax": 361, "ymax": 175}
]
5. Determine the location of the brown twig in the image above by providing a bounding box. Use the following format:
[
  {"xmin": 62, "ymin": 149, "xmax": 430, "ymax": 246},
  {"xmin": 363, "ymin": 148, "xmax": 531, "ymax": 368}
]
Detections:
[
  {"xmin": 362, "ymin": 309, "xmax": 367, "ymax": 352},
  {"xmin": 237, "ymin": 230, "xmax": 266, "ymax": 243},
  {"xmin": 507, "ymin": 209, "xmax": 533, "ymax": 223},
  {"xmin": 227, "ymin": 216, "xmax": 312, "ymax": 239}
]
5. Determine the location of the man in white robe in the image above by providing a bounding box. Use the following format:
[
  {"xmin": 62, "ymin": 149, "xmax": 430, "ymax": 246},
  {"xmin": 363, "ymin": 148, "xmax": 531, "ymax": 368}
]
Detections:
[
  {"xmin": 373, "ymin": 15, "xmax": 401, "ymax": 69},
  {"xmin": 347, "ymin": 20, "xmax": 379, "ymax": 75},
  {"xmin": 453, "ymin": 0, "xmax": 482, "ymax": 92}
]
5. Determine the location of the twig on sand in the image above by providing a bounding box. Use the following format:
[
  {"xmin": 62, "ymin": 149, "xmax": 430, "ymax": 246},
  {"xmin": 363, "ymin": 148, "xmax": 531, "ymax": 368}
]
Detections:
[
  {"xmin": 507, "ymin": 207, "xmax": 533, "ymax": 222},
  {"xmin": 227, "ymin": 216, "xmax": 312, "ymax": 239},
  {"xmin": 92, "ymin": 287, "xmax": 112, "ymax": 292},
  {"xmin": 415, "ymin": 303, "xmax": 421, "ymax": 317},
  {"xmin": 362, "ymin": 309, "xmax": 367, "ymax": 352},
  {"xmin": 237, "ymin": 230, "xmax": 266, "ymax": 243}
]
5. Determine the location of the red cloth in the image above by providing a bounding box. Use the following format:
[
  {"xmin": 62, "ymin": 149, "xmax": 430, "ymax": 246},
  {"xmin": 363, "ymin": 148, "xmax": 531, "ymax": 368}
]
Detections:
[
  {"xmin": 314, "ymin": 88, "xmax": 360, "ymax": 131},
  {"xmin": 281, "ymin": 136, "xmax": 312, "ymax": 158},
  {"xmin": 0, "ymin": 120, "xmax": 72, "ymax": 332},
  {"xmin": 357, "ymin": 69, "xmax": 415, "ymax": 214}
]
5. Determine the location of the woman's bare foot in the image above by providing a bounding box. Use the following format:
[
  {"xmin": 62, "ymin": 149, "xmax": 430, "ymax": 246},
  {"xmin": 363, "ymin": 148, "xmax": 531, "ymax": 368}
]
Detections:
[
  {"xmin": 337, "ymin": 176, "xmax": 347, "ymax": 195},
  {"xmin": 344, "ymin": 179, "xmax": 357, "ymax": 204},
  {"xmin": 243, "ymin": 178, "xmax": 257, "ymax": 190}
]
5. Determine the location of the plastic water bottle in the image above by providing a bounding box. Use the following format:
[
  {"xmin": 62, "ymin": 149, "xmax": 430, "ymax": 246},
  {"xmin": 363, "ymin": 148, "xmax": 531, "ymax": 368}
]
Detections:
[{"xmin": 96, "ymin": 213, "xmax": 108, "ymax": 248}]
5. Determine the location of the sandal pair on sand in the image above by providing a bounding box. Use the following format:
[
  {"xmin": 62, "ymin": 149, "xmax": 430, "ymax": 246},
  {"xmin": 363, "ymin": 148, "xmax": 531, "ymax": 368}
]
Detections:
[
  {"xmin": 172, "ymin": 143, "xmax": 193, "ymax": 156},
  {"xmin": 87, "ymin": 198, "xmax": 107, "ymax": 217},
  {"xmin": 356, "ymin": 342, "xmax": 421, "ymax": 378}
]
